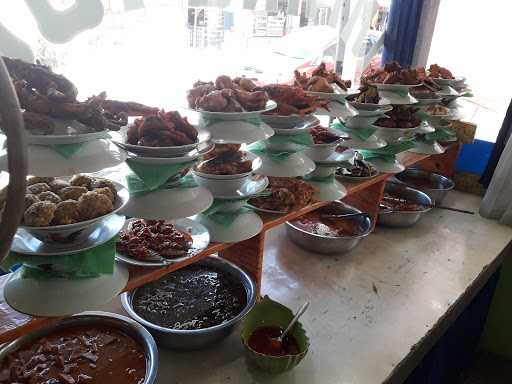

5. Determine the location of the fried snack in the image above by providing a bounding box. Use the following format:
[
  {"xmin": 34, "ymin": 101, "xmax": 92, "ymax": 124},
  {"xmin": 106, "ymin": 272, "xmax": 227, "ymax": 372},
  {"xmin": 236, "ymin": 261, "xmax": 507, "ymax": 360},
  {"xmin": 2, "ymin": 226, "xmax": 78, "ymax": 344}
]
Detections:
[
  {"xmin": 294, "ymin": 63, "xmax": 351, "ymax": 91},
  {"xmin": 188, "ymin": 75, "xmax": 268, "ymax": 112},
  {"xmin": 22, "ymin": 111, "xmax": 55, "ymax": 135},
  {"xmin": 362, "ymin": 61, "xmax": 421, "ymax": 85},
  {"xmin": 349, "ymin": 85, "xmax": 380, "ymax": 104},
  {"xmin": 91, "ymin": 179, "xmax": 117, "ymax": 198},
  {"xmin": 249, "ymin": 177, "xmax": 317, "ymax": 212},
  {"xmin": 197, "ymin": 149, "xmax": 252, "ymax": 175},
  {"xmin": 24, "ymin": 201, "xmax": 56, "ymax": 226},
  {"xmin": 24, "ymin": 194, "xmax": 39, "ymax": 210},
  {"xmin": 59, "ymin": 186, "xmax": 88, "ymax": 201},
  {"xmin": 27, "ymin": 177, "xmax": 54, "ymax": 186},
  {"xmin": 375, "ymin": 106, "xmax": 421, "ymax": 128},
  {"xmin": 127, "ymin": 111, "xmax": 197, "ymax": 147},
  {"xmin": 52, "ymin": 200, "xmax": 80, "ymax": 225},
  {"xmin": 77, "ymin": 191, "xmax": 113, "ymax": 220},
  {"xmin": 94, "ymin": 187, "xmax": 115, "ymax": 202},
  {"xmin": 428, "ymin": 64, "xmax": 454, "ymax": 79},
  {"xmin": 38, "ymin": 191, "xmax": 62, "ymax": 204},
  {"xmin": 27, "ymin": 182, "xmax": 51, "ymax": 195},
  {"xmin": 101, "ymin": 99, "xmax": 159, "ymax": 117},
  {"xmin": 259, "ymin": 84, "xmax": 327, "ymax": 116},
  {"xmin": 310, "ymin": 126, "xmax": 342, "ymax": 144},
  {"xmin": 70, "ymin": 174, "xmax": 95, "ymax": 189},
  {"xmin": 49, "ymin": 179, "xmax": 70, "ymax": 193}
]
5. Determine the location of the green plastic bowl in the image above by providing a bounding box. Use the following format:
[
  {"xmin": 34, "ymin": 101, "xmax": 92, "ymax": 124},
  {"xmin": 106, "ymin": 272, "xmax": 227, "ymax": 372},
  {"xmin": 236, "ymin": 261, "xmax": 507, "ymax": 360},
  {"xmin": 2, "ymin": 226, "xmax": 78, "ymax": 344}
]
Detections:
[{"xmin": 240, "ymin": 296, "xmax": 310, "ymax": 374}]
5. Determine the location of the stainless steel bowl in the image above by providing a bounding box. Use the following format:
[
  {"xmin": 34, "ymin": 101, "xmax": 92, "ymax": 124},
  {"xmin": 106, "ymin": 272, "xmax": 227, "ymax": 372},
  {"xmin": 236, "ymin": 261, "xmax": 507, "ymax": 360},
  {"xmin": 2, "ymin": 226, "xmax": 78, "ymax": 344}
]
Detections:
[
  {"xmin": 285, "ymin": 202, "xmax": 373, "ymax": 255},
  {"xmin": 0, "ymin": 311, "xmax": 158, "ymax": 383},
  {"xmin": 122, "ymin": 256, "xmax": 257, "ymax": 350},
  {"xmin": 378, "ymin": 183, "xmax": 433, "ymax": 227},
  {"xmin": 396, "ymin": 169, "xmax": 455, "ymax": 204}
]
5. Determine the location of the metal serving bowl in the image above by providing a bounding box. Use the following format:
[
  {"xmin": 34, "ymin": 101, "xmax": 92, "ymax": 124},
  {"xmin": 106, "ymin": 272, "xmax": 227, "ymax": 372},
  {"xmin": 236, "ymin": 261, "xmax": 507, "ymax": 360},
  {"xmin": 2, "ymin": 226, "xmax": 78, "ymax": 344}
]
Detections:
[
  {"xmin": 121, "ymin": 256, "xmax": 257, "ymax": 350},
  {"xmin": 285, "ymin": 202, "xmax": 373, "ymax": 255},
  {"xmin": 396, "ymin": 169, "xmax": 455, "ymax": 204},
  {"xmin": 0, "ymin": 311, "xmax": 158, "ymax": 384},
  {"xmin": 378, "ymin": 183, "xmax": 433, "ymax": 227}
]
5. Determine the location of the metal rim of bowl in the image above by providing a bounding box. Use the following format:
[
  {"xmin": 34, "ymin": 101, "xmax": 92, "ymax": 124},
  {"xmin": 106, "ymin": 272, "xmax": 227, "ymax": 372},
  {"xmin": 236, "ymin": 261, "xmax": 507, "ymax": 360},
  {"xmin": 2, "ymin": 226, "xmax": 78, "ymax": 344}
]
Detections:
[
  {"xmin": 379, "ymin": 184, "xmax": 433, "ymax": 215},
  {"xmin": 0, "ymin": 311, "xmax": 158, "ymax": 384},
  {"xmin": 285, "ymin": 208, "xmax": 373, "ymax": 241},
  {"xmin": 396, "ymin": 169, "xmax": 455, "ymax": 192},
  {"xmin": 121, "ymin": 256, "xmax": 257, "ymax": 335}
]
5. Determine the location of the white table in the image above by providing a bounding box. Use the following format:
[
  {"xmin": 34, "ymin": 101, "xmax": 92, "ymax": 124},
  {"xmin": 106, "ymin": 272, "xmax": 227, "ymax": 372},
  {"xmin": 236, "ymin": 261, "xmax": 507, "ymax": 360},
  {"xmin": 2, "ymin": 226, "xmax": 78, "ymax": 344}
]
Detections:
[{"xmin": 104, "ymin": 191, "xmax": 512, "ymax": 384}]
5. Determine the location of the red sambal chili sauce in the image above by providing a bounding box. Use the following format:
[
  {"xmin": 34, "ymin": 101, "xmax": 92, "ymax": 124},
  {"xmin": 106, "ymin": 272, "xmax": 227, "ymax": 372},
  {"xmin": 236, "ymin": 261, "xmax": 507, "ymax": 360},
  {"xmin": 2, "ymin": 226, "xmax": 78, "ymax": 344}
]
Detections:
[
  {"xmin": 248, "ymin": 326, "xmax": 301, "ymax": 357},
  {"xmin": 0, "ymin": 325, "xmax": 146, "ymax": 384}
]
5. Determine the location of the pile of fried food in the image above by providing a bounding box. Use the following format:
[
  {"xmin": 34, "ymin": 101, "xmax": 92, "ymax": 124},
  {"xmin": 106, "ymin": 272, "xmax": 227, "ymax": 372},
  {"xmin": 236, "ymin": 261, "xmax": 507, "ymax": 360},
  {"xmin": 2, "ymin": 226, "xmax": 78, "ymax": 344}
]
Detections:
[
  {"xmin": 3, "ymin": 56, "xmax": 158, "ymax": 134},
  {"xmin": 17, "ymin": 175, "xmax": 117, "ymax": 227},
  {"xmin": 196, "ymin": 144, "xmax": 252, "ymax": 175},
  {"xmin": 427, "ymin": 64, "xmax": 454, "ymax": 79},
  {"xmin": 363, "ymin": 61, "xmax": 422, "ymax": 85},
  {"xmin": 187, "ymin": 75, "xmax": 269, "ymax": 112},
  {"xmin": 127, "ymin": 111, "xmax": 198, "ymax": 147},
  {"xmin": 262, "ymin": 84, "xmax": 328, "ymax": 116},
  {"xmin": 248, "ymin": 177, "xmax": 316, "ymax": 213},
  {"xmin": 294, "ymin": 62, "xmax": 352, "ymax": 93},
  {"xmin": 424, "ymin": 104, "xmax": 450, "ymax": 116},
  {"xmin": 348, "ymin": 85, "xmax": 380, "ymax": 104},
  {"xmin": 375, "ymin": 106, "xmax": 421, "ymax": 129},
  {"xmin": 117, "ymin": 219, "xmax": 193, "ymax": 260},
  {"xmin": 381, "ymin": 193, "xmax": 426, "ymax": 211},
  {"xmin": 310, "ymin": 126, "xmax": 342, "ymax": 144}
]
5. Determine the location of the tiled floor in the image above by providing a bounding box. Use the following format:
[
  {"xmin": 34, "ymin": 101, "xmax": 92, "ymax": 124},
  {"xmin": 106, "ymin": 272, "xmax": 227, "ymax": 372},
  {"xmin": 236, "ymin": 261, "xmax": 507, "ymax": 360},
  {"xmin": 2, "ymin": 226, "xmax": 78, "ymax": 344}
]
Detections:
[{"xmin": 464, "ymin": 353, "xmax": 512, "ymax": 384}]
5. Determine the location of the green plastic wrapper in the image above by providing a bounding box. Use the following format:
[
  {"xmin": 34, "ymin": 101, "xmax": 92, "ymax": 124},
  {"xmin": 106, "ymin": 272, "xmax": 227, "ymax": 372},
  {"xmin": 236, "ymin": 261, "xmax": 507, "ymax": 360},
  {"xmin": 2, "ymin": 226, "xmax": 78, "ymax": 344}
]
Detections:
[
  {"xmin": 266, "ymin": 132, "xmax": 313, "ymax": 147},
  {"xmin": 331, "ymin": 121, "xmax": 377, "ymax": 141},
  {"xmin": 126, "ymin": 160, "xmax": 194, "ymax": 192},
  {"xmin": 303, "ymin": 174, "xmax": 336, "ymax": 183},
  {"xmin": 240, "ymin": 296, "xmax": 310, "ymax": 374},
  {"xmin": 360, "ymin": 139, "xmax": 417, "ymax": 162},
  {"xmin": 423, "ymin": 127, "xmax": 457, "ymax": 143},
  {"xmin": 2, "ymin": 237, "xmax": 117, "ymax": 280},
  {"xmin": 48, "ymin": 142, "xmax": 87, "ymax": 159}
]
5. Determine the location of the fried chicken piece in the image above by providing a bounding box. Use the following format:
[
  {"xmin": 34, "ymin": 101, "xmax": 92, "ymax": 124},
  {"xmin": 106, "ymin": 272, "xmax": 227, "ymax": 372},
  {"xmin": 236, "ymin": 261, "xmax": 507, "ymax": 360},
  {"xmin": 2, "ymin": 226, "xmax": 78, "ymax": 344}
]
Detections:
[
  {"xmin": 428, "ymin": 64, "xmax": 454, "ymax": 79},
  {"xmin": 38, "ymin": 191, "xmax": 62, "ymax": 204},
  {"xmin": 197, "ymin": 150, "xmax": 252, "ymax": 175},
  {"xmin": 215, "ymin": 75, "xmax": 235, "ymax": 90},
  {"xmin": 187, "ymin": 83, "xmax": 216, "ymax": 108},
  {"xmin": 70, "ymin": 174, "xmax": 95, "ymax": 189},
  {"xmin": 3, "ymin": 56, "xmax": 78, "ymax": 102},
  {"xmin": 59, "ymin": 186, "xmax": 88, "ymax": 200},
  {"xmin": 249, "ymin": 177, "xmax": 316, "ymax": 212},
  {"xmin": 77, "ymin": 191, "xmax": 114, "ymax": 220},
  {"xmin": 24, "ymin": 201, "xmax": 56, "ymax": 226},
  {"xmin": 27, "ymin": 182, "xmax": 51, "ymax": 195},
  {"xmin": 22, "ymin": 111, "xmax": 55, "ymax": 135},
  {"xmin": 233, "ymin": 89, "xmax": 268, "ymax": 111},
  {"xmin": 203, "ymin": 144, "xmax": 241, "ymax": 160},
  {"xmin": 101, "ymin": 99, "xmax": 158, "ymax": 117},
  {"xmin": 163, "ymin": 111, "xmax": 198, "ymax": 141},
  {"xmin": 306, "ymin": 76, "xmax": 333, "ymax": 93},
  {"xmin": 234, "ymin": 77, "xmax": 257, "ymax": 92},
  {"xmin": 197, "ymin": 89, "xmax": 234, "ymax": 112},
  {"xmin": 52, "ymin": 200, "xmax": 80, "ymax": 225},
  {"xmin": 294, "ymin": 70, "xmax": 309, "ymax": 88},
  {"xmin": 27, "ymin": 177, "xmax": 54, "ymax": 186}
]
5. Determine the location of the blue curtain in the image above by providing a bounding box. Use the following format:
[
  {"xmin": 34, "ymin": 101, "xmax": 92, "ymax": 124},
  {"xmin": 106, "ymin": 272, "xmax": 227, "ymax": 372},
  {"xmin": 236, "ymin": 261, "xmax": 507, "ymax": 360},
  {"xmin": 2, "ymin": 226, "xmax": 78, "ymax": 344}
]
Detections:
[{"xmin": 382, "ymin": 0, "xmax": 424, "ymax": 67}]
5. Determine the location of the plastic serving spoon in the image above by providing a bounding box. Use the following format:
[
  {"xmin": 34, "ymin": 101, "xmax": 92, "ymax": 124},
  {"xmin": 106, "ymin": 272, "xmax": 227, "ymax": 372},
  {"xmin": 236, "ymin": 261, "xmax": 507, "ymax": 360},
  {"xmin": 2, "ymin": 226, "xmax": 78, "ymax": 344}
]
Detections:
[{"xmin": 270, "ymin": 302, "xmax": 310, "ymax": 349}]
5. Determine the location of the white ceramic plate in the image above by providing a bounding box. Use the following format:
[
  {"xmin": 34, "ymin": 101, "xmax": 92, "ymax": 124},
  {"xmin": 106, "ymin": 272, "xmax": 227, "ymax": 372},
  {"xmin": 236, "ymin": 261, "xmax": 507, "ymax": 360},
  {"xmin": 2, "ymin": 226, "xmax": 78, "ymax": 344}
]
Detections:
[
  {"xmin": 307, "ymin": 148, "xmax": 355, "ymax": 165},
  {"xmin": 313, "ymin": 100, "xmax": 349, "ymax": 117},
  {"xmin": 199, "ymin": 119, "xmax": 274, "ymax": 144},
  {"xmin": 194, "ymin": 174, "xmax": 269, "ymax": 200},
  {"xmin": 368, "ymin": 158, "xmax": 405, "ymax": 174},
  {"xmin": 0, "ymin": 139, "xmax": 126, "ymax": 177},
  {"xmin": 256, "ymin": 151, "xmax": 316, "ymax": 177},
  {"xmin": 193, "ymin": 151, "xmax": 261, "ymax": 180},
  {"xmin": 194, "ymin": 100, "xmax": 277, "ymax": 120},
  {"xmin": 195, "ymin": 210, "xmax": 263, "ymax": 243},
  {"xmin": 115, "ymin": 218, "xmax": 210, "ymax": 267},
  {"xmin": 414, "ymin": 97, "xmax": 443, "ymax": 106},
  {"xmin": 346, "ymin": 102, "xmax": 393, "ymax": 117},
  {"xmin": 269, "ymin": 115, "xmax": 320, "ymax": 134},
  {"xmin": 12, "ymin": 214, "xmax": 125, "ymax": 256},
  {"xmin": 120, "ymin": 185, "xmax": 213, "ymax": 220},
  {"xmin": 378, "ymin": 91, "xmax": 418, "ymax": 105},
  {"xmin": 245, "ymin": 203, "xmax": 288, "ymax": 215},
  {"xmin": 306, "ymin": 87, "xmax": 359, "ymax": 101},
  {"xmin": 4, "ymin": 263, "xmax": 129, "ymax": 317},
  {"xmin": 307, "ymin": 179, "xmax": 347, "ymax": 201},
  {"xmin": 342, "ymin": 135, "xmax": 388, "ymax": 150},
  {"xmin": 416, "ymin": 121, "xmax": 436, "ymax": 134},
  {"xmin": 371, "ymin": 83, "xmax": 422, "ymax": 92},
  {"xmin": 432, "ymin": 77, "xmax": 465, "ymax": 87},
  {"xmin": 409, "ymin": 141, "xmax": 446, "ymax": 155},
  {"xmin": 26, "ymin": 119, "xmax": 110, "ymax": 145},
  {"xmin": 126, "ymin": 142, "xmax": 214, "ymax": 165},
  {"xmin": 374, "ymin": 125, "xmax": 419, "ymax": 143},
  {"xmin": 112, "ymin": 127, "xmax": 211, "ymax": 158}
]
